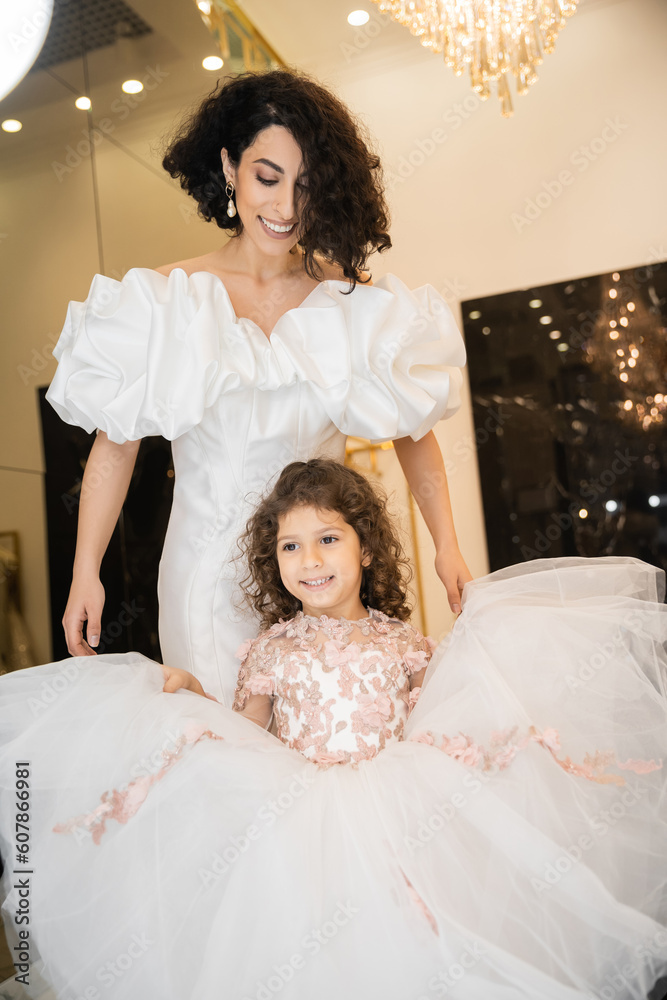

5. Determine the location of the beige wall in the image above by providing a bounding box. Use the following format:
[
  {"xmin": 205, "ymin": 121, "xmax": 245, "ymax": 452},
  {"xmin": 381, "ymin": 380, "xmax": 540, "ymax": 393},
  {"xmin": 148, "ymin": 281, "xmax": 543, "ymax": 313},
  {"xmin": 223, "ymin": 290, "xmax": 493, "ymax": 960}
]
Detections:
[{"xmin": 1, "ymin": 0, "xmax": 665, "ymax": 660}]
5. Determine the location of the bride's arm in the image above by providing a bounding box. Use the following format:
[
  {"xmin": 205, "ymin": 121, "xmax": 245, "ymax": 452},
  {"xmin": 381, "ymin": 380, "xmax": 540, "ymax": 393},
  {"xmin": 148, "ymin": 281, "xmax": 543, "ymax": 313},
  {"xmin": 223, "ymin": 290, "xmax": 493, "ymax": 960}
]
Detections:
[
  {"xmin": 63, "ymin": 431, "xmax": 141, "ymax": 655},
  {"xmin": 392, "ymin": 431, "xmax": 472, "ymax": 614}
]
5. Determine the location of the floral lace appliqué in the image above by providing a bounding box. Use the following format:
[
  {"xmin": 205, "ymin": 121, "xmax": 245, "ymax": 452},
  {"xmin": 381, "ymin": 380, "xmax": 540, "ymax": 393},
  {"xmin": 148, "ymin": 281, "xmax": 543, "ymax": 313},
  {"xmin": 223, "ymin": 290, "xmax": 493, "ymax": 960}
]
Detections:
[
  {"xmin": 53, "ymin": 724, "xmax": 224, "ymax": 845},
  {"xmin": 409, "ymin": 724, "xmax": 663, "ymax": 786}
]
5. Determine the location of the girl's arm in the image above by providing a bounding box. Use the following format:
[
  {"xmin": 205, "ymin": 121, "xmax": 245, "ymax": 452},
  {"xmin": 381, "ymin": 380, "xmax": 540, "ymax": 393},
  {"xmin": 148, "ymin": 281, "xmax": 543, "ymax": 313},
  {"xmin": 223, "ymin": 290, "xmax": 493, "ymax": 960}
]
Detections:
[
  {"xmin": 233, "ymin": 693, "xmax": 274, "ymax": 730},
  {"xmin": 392, "ymin": 430, "xmax": 472, "ymax": 614},
  {"xmin": 407, "ymin": 664, "xmax": 427, "ymax": 718},
  {"xmin": 409, "ymin": 666, "xmax": 427, "ymax": 690},
  {"xmin": 162, "ymin": 667, "xmax": 273, "ymax": 729},
  {"xmin": 63, "ymin": 431, "xmax": 141, "ymax": 655}
]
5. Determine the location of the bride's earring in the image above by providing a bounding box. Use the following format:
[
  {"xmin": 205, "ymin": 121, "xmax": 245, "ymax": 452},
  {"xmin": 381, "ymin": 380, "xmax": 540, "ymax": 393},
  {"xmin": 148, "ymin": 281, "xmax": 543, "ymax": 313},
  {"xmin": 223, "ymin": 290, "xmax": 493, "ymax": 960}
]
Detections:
[{"xmin": 225, "ymin": 181, "xmax": 237, "ymax": 218}]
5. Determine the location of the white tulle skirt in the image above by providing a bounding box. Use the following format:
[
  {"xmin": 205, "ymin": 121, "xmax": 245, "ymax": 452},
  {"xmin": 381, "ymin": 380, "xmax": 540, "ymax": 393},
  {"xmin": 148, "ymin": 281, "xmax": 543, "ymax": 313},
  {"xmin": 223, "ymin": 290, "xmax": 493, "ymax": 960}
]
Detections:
[{"xmin": 1, "ymin": 556, "xmax": 666, "ymax": 1000}]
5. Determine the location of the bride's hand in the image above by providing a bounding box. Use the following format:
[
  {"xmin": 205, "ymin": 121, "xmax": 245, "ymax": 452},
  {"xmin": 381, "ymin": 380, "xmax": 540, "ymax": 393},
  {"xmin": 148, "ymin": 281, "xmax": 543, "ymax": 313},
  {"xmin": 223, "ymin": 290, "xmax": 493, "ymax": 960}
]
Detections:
[
  {"xmin": 63, "ymin": 575, "xmax": 105, "ymax": 656},
  {"xmin": 434, "ymin": 547, "xmax": 473, "ymax": 616},
  {"xmin": 161, "ymin": 665, "xmax": 206, "ymax": 698}
]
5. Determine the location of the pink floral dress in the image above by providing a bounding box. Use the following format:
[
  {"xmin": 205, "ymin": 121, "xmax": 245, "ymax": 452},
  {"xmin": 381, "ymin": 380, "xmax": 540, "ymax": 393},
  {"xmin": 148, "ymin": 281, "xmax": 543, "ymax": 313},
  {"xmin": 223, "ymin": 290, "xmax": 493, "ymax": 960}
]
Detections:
[{"xmin": 232, "ymin": 608, "xmax": 435, "ymax": 766}]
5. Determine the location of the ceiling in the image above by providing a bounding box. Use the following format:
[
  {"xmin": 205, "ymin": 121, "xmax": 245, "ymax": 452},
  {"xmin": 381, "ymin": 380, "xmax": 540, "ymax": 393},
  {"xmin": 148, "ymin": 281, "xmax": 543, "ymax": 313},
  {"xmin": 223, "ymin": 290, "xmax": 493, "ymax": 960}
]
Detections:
[{"xmin": 0, "ymin": 0, "xmax": 630, "ymax": 162}]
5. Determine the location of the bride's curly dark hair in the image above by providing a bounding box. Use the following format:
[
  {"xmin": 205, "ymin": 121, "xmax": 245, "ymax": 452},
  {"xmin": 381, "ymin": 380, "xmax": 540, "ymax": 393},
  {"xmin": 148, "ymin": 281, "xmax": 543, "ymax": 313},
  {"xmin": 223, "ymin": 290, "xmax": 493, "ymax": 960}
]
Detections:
[
  {"xmin": 161, "ymin": 67, "xmax": 391, "ymax": 291},
  {"xmin": 236, "ymin": 459, "xmax": 414, "ymax": 629}
]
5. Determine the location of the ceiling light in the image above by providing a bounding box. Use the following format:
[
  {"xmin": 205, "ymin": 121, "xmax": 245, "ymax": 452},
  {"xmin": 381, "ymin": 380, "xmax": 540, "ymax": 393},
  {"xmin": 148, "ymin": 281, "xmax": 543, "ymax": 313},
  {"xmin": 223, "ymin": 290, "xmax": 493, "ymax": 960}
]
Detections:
[
  {"xmin": 2, "ymin": 119, "xmax": 22, "ymax": 132},
  {"xmin": 528, "ymin": 299, "xmax": 542, "ymax": 308},
  {"xmin": 122, "ymin": 79, "xmax": 143, "ymax": 94},
  {"xmin": 202, "ymin": 56, "xmax": 223, "ymax": 70},
  {"xmin": 75, "ymin": 97, "xmax": 91, "ymax": 110},
  {"xmin": 348, "ymin": 9, "xmax": 370, "ymax": 25}
]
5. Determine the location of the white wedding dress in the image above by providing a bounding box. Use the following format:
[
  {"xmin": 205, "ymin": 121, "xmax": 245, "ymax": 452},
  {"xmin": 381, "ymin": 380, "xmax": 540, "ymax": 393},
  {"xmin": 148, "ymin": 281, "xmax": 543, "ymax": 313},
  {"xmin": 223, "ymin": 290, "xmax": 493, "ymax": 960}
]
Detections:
[
  {"xmin": 46, "ymin": 267, "xmax": 466, "ymax": 705},
  {"xmin": 0, "ymin": 556, "xmax": 666, "ymax": 999}
]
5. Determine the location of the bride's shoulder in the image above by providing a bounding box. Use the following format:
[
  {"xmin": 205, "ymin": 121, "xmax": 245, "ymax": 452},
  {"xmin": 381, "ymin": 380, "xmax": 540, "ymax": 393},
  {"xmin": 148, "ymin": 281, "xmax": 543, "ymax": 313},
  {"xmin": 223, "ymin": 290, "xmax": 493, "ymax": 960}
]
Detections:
[{"xmin": 151, "ymin": 254, "xmax": 212, "ymax": 278}]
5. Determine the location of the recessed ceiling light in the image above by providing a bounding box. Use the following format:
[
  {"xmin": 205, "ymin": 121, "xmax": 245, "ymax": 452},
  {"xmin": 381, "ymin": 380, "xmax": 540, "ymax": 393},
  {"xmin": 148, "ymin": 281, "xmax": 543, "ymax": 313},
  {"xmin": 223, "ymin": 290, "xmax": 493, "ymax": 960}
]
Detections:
[
  {"xmin": 539, "ymin": 315, "xmax": 552, "ymax": 324},
  {"xmin": 75, "ymin": 96, "xmax": 91, "ymax": 110},
  {"xmin": 348, "ymin": 9, "xmax": 370, "ymax": 25},
  {"xmin": 548, "ymin": 330, "xmax": 561, "ymax": 340},
  {"xmin": 1, "ymin": 119, "xmax": 22, "ymax": 132},
  {"xmin": 202, "ymin": 56, "xmax": 223, "ymax": 70},
  {"xmin": 556, "ymin": 342, "xmax": 568, "ymax": 352},
  {"xmin": 468, "ymin": 310, "xmax": 481, "ymax": 320},
  {"xmin": 122, "ymin": 79, "xmax": 143, "ymax": 94},
  {"xmin": 528, "ymin": 298, "xmax": 542, "ymax": 308}
]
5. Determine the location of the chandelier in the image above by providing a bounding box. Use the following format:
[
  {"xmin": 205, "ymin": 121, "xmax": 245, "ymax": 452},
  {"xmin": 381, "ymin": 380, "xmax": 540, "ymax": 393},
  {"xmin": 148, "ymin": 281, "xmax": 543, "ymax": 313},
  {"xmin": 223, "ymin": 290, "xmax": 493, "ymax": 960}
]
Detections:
[{"xmin": 369, "ymin": 1, "xmax": 579, "ymax": 117}]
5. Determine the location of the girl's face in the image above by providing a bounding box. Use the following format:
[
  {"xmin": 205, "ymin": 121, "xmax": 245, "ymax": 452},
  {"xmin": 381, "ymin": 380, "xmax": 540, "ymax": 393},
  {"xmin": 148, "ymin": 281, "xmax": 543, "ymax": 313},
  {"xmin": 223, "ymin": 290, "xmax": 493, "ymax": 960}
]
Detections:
[
  {"xmin": 276, "ymin": 506, "xmax": 371, "ymax": 621},
  {"xmin": 221, "ymin": 125, "xmax": 307, "ymax": 255}
]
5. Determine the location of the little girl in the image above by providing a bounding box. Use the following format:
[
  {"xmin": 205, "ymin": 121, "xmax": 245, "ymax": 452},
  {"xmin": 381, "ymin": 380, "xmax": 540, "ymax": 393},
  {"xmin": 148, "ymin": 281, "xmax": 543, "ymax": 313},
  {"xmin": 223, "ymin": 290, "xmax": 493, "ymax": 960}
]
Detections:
[{"xmin": 1, "ymin": 459, "xmax": 667, "ymax": 1000}]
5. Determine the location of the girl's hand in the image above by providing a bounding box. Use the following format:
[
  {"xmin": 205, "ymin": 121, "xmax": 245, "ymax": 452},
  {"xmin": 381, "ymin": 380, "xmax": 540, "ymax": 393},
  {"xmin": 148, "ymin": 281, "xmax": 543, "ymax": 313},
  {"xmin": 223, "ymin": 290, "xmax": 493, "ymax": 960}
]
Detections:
[
  {"xmin": 161, "ymin": 665, "xmax": 206, "ymax": 698},
  {"xmin": 434, "ymin": 548, "xmax": 473, "ymax": 616},
  {"xmin": 62, "ymin": 575, "xmax": 105, "ymax": 656}
]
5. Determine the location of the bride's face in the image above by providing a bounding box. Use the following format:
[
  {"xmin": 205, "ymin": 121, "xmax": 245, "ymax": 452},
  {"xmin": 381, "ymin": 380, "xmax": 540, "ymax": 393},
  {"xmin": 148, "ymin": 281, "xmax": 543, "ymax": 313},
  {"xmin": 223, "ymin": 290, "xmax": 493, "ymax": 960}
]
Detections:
[{"xmin": 221, "ymin": 125, "xmax": 308, "ymax": 255}]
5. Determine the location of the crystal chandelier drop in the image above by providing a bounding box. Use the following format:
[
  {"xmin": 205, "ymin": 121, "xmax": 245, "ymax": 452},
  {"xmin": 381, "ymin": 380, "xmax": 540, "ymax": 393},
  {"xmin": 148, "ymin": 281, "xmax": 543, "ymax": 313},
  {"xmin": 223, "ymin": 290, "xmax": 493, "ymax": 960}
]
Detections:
[{"xmin": 370, "ymin": 0, "xmax": 579, "ymax": 117}]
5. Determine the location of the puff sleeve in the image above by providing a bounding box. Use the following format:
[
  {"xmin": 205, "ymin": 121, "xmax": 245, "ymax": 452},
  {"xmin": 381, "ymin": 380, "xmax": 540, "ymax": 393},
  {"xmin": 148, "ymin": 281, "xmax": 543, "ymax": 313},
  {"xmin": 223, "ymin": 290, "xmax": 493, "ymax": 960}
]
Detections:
[
  {"xmin": 45, "ymin": 268, "xmax": 234, "ymax": 445},
  {"xmin": 301, "ymin": 272, "xmax": 467, "ymax": 443}
]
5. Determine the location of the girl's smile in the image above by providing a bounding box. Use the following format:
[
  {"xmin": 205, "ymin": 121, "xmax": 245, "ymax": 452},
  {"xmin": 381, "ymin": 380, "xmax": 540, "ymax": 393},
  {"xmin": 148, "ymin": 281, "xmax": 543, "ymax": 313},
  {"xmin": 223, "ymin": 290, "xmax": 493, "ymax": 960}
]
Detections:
[
  {"xmin": 276, "ymin": 506, "xmax": 372, "ymax": 620},
  {"xmin": 301, "ymin": 575, "xmax": 334, "ymax": 589}
]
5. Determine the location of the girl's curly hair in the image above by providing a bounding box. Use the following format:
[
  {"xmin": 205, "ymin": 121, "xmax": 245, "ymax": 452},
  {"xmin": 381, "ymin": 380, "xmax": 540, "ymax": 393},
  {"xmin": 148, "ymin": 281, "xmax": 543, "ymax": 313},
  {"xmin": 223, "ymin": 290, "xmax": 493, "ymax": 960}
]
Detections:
[
  {"xmin": 236, "ymin": 459, "xmax": 414, "ymax": 630},
  {"xmin": 161, "ymin": 67, "xmax": 391, "ymax": 291}
]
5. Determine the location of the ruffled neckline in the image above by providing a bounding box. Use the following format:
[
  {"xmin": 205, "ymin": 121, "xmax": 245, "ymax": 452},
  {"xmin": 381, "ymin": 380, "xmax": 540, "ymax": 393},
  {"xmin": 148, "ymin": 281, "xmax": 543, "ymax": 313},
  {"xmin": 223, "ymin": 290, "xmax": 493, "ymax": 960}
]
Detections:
[
  {"xmin": 47, "ymin": 264, "xmax": 466, "ymax": 446},
  {"xmin": 144, "ymin": 266, "xmax": 357, "ymax": 342}
]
